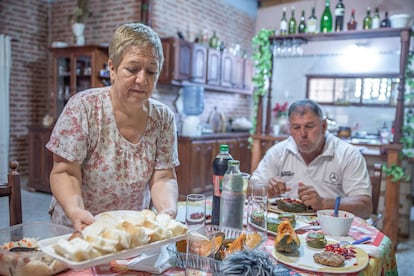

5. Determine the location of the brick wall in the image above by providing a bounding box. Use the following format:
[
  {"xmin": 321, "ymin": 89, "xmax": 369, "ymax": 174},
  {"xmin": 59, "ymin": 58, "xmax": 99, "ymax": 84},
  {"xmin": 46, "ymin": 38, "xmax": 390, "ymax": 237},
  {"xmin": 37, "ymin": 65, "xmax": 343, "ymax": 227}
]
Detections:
[{"xmin": 3, "ymin": 0, "xmax": 256, "ymax": 182}]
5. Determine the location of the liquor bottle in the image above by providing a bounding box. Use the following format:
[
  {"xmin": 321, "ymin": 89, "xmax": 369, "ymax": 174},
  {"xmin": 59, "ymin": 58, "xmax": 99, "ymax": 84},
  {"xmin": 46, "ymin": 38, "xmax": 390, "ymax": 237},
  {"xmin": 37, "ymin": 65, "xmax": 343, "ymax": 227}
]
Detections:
[
  {"xmin": 320, "ymin": 0, "xmax": 333, "ymax": 33},
  {"xmin": 209, "ymin": 31, "xmax": 219, "ymax": 49},
  {"xmin": 372, "ymin": 8, "xmax": 380, "ymax": 29},
  {"xmin": 298, "ymin": 10, "xmax": 307, "ymax": 33},
  {"xmin": 280, "ymin": 8, "xmax": 288, "ymax": 35},
  {"xmin": 219, "ymin": 160, "xmax": 244, "ymax": 229},
  {"xmin": 211, "ymin": 144, "xmax": 233, "ymax": 225},
  {"xmin": 334, "ymin": 0, "xmax": 345, "ymax": 31},
  {"xmin": 288, "ymin": 7, "xmax": 297, "ymax": 34},
  {"xmin": 380, "ymin": 11, "xmax": 391, "ymax": 28},
  {"xmin": 347, "ymin": 9, "xmax": 357, "ymax": 30},
  {"xmin": 307, "ymin": 7, "xmax": 318, "ymax": 34},
  {"xmin": 363, "ymin": 7, "xmax": 372, "ymax": 30}
]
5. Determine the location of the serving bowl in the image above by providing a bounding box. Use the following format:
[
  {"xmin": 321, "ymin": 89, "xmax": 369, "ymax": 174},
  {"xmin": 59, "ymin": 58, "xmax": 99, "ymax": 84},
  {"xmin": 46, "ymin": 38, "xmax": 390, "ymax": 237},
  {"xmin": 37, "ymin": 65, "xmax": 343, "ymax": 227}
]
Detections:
[
  {"xmin": 317, "ymin": 209, "xmax": 355, "ymax": 236},
  {"xmin": 389, "ymin": 14, "xmax": 412, "ymax": 28},
  {"xmin": 0, "ymin": 222, "xmax": 74, "ymax": 276}
]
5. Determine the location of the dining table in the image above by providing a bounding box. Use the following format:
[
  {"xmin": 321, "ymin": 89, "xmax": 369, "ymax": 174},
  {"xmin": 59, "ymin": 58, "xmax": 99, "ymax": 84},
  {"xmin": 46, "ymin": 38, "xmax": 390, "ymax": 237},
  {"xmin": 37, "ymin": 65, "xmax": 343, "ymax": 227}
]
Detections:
[{"xmin": 57, "ymin": 199, "xmax": 398, "ymax": 276}]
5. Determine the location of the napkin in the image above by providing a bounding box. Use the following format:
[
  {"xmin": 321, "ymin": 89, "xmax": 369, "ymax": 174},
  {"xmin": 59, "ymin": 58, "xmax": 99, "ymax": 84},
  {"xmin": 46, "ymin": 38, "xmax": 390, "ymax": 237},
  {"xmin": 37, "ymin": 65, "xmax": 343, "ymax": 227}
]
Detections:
[
  {"xmin": 353, "ymin": 244, "xmax": 383, "ymax": 258},
  {"xmin": 126, "ymin": 245, "xmax": 172, "ymax": 274}
]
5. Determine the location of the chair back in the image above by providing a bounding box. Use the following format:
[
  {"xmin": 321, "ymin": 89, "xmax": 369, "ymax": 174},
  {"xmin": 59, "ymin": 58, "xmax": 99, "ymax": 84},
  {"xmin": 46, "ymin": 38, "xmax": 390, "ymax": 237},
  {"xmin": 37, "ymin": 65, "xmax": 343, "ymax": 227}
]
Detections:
[
  {"xmin": 0, "ymin": 161, "xmax": 22, "ymax": 225},
  {"xmin": 370, "ymin": 162, "xmax": 382, "ymax": 217}
]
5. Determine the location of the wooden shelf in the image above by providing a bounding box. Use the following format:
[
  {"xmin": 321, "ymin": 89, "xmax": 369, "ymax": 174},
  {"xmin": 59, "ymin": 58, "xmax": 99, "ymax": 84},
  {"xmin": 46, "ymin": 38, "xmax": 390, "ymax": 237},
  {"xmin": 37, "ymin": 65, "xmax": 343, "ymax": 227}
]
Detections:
[{"xmin": 270, "ymin": 27, "xmax": 412, "ymax": 44}]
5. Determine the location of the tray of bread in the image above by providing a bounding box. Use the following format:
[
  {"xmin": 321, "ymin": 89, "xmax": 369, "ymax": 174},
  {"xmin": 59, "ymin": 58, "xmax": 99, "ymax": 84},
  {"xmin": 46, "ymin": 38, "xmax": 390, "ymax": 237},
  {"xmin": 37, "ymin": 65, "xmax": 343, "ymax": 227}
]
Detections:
[{"xmin": 38, "ymin": 210, "xmax": 187, "ymax": 270}]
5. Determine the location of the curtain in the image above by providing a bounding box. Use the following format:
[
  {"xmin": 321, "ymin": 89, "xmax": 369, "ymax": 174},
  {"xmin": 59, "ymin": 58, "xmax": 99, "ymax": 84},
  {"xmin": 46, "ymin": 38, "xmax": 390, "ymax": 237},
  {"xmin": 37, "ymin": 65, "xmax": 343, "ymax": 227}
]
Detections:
[{"xmin": 0, "ymin": 34, "xmax": 11, "ymax": 183}]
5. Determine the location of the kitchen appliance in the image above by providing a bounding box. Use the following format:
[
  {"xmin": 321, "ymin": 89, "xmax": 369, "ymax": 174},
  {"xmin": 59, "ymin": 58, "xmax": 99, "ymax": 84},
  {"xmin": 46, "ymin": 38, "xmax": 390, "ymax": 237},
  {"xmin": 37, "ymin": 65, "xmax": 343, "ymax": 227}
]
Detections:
[{"xmin": 180, "ymin": 85, "xmax": 204, "ymax": 136}]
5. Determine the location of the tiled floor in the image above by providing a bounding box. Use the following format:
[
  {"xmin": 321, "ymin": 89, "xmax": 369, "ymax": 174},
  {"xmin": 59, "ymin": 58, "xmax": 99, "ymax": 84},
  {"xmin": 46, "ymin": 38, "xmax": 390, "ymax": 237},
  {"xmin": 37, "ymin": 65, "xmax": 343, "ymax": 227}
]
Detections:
[{"xmin": 1, "ymin": 188, "xmax": 413, "ymax": 274}]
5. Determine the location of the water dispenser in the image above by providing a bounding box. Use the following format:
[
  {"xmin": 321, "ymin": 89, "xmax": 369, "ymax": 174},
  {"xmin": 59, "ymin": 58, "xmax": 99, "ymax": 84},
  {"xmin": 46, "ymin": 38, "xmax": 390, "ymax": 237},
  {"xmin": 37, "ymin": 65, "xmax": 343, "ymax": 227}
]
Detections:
[{"xmin": 181, "ymin": 85, "xmax": 204, "ymax": 136}]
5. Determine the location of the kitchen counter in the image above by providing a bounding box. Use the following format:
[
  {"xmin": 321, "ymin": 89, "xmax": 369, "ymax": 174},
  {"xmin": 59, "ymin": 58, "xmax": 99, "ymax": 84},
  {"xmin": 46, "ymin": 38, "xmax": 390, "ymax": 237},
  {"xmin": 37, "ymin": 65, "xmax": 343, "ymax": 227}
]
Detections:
[{"xmin": 178, "ymin": 131, "xmax": 249, "ymax": 140}]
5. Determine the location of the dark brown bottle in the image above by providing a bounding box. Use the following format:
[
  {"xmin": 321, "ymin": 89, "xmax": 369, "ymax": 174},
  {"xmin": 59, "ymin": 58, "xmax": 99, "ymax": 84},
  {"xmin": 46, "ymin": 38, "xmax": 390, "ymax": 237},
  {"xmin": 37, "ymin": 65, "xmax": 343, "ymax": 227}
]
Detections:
[
  {"xmin": 347, "ymin": 9, "xmax": 357, "ymax": 30},
  {"xmin": 380, "ymin": 11, "xmax": 391, "ymax": 28}
]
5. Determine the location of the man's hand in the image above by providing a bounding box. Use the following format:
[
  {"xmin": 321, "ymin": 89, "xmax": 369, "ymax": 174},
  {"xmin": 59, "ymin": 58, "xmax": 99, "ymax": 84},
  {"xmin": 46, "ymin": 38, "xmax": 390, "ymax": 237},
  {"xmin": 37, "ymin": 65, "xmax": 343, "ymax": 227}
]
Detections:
[
  {"xmin": 298, "ymin": 182, "xmax": 324, "ymax": 210},
  {"xmin": 267, "ymin": 177, "xmax": 291, "ymax": 197}
]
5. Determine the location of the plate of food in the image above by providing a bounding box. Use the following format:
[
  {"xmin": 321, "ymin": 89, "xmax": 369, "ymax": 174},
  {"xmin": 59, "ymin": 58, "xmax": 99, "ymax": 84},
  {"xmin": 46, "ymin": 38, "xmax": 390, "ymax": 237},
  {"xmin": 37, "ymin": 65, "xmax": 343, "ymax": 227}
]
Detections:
[
  {"xmin": 268, "ymin": 198, "xmax": 316, "ymax": 215},
  {"xmin": 248, "ymin": 211, "xmax": 310, "ymax": 235},
  {"xmin": 272, "ymin": 233, "xmax": 369, "ymax": 274},
  {"xmin": 38, "ymin": 210, "xmax": 187, "ymax": 270}
]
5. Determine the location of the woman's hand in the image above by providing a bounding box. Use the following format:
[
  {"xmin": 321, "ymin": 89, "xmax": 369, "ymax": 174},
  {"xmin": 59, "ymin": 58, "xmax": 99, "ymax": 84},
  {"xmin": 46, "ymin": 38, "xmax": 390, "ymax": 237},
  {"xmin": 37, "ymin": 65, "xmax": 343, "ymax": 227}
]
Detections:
[
  {"xmin": 158, "ymin": 208, "xmax": 177, "ymax": 219},
  {"xmin": 68, "ymin": 207, "xmax": 95, "ymax": 231}
]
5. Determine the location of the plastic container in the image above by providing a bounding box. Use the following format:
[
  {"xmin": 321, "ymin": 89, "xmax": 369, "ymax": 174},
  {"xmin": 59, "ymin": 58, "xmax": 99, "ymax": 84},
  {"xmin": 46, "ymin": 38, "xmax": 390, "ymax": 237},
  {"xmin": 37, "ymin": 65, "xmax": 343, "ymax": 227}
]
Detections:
[
  {"xmin": 0, "ymin": 222, "xmax": 74, "ymax": 276},
  {"xmin": 317, "ymin": 209, "xmax": 355, "ymax": 236},
  {"xmin": 182, "ymin": 85, "xmax": 204, "ymax": 116}
]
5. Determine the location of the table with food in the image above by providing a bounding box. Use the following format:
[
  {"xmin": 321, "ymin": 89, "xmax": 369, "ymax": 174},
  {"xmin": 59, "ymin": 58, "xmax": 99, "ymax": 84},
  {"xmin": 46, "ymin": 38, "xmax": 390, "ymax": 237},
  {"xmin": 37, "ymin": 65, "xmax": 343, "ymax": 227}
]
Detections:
[{"xmin": 0, "ymin": 198, "xmax": 397, "ymax": 275}]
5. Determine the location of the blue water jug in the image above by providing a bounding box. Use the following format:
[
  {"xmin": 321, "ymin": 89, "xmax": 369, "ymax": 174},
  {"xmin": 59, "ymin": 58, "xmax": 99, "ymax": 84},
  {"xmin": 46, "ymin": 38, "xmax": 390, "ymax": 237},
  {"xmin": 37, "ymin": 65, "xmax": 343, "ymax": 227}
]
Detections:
[{"xmin": 182, "ymin": 85, "xmax": 204, "ymax": 116}]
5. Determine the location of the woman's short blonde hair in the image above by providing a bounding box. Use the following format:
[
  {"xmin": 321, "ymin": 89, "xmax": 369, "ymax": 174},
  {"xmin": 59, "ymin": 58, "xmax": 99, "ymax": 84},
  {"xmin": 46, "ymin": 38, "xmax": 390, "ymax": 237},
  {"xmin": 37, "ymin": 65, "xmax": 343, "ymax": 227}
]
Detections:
[{"xmin": 108, "ymin": 23, "xmax": 164, "ymax": 72}]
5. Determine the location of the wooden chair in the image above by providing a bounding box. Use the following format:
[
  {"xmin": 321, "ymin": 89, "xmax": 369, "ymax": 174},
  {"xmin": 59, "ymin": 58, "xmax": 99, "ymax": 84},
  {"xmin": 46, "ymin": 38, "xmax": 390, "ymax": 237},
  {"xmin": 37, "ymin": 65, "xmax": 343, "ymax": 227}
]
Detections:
[
  {"xmin": 0, "ymin": 161, "xmax": 22, "ymax": 226},
  {"xmin": 368, "ymin": 162, "xmax": 383, "ymax": 228}
]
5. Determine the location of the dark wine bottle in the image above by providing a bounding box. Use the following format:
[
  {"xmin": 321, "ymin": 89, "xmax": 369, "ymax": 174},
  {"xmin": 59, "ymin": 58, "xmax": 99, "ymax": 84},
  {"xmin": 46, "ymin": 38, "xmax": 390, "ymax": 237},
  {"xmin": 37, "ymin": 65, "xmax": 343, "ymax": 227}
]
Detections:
[
  {"xmin": 380, "ymin": 11, "xmax": 391, "ymax": 28},
  {"xmin": 298, "ymin": 10, "xmax": 307, "ymax": 33},
  {"xmin": 211, "ymin": 144, "xmax": 233, "ymax": 225},
  {"xmin": 288, "ymin": 7, "xmax": 297, "ymax": 35},
  {"xmin": 334, "ymin": 0, "xmax": 345, "ymax": 31}
]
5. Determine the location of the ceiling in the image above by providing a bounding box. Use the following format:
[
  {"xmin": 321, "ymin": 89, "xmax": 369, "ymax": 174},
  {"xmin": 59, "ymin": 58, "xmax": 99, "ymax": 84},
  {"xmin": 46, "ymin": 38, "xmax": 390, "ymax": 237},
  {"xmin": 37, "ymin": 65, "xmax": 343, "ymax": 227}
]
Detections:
[{"xmin": 257, "ymin": 0, "xmax": 301, "ymax": 8}]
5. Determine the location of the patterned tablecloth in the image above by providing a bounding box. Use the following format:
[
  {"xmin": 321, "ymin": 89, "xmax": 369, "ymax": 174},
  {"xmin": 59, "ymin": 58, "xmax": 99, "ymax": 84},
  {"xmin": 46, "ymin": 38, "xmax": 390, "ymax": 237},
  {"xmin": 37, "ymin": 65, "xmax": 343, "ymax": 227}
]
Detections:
[{"xmin": 58, "ymin": 209, "xmax": 397, "ymax": 276}]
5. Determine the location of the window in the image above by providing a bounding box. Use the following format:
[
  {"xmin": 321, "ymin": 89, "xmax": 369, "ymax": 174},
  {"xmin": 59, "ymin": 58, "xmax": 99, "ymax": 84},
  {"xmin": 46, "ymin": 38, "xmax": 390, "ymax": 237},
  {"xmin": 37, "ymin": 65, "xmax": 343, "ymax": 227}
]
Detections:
[{"xmin": 306, "ymin": 74, "xmax": 400, "ymax": 106}]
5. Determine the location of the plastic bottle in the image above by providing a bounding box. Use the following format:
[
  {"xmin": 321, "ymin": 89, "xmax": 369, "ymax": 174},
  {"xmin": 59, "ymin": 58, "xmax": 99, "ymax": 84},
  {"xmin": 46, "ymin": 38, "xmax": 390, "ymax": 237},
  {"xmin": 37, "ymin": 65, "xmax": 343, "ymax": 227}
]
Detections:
[
  {"xmin": 211, "ymin": 145, "xmax": 233, "ymax": 225},
  {"xmin": 219, "ymin": 160, "xmax": 244, "ymax": 229}
]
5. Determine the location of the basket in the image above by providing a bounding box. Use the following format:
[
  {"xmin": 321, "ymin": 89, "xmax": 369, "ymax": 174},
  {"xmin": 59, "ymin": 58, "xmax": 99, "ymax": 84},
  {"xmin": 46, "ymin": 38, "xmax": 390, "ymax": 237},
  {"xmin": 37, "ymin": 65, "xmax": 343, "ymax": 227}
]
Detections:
[{"xmin": 167, "ymin": 225, "xmax": 267, "ymax": 272}]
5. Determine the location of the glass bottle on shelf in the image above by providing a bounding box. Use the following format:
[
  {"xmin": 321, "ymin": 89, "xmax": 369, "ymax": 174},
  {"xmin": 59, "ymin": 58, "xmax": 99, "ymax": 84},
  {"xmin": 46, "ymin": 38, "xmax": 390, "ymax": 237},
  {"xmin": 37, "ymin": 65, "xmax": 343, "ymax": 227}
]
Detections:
[
  {"xmin": 209, "ymin": 31, "xmax": 219, "ymax": 49},
  {"xmin": 288, "ymin": 7, "xmax": 297, "ymax": 34},
  {"xmin": 363, "ymin": 7, "xmax": 372, "ymax": 29},
  {"xmin": 298, "ymin": 10, "xmax": 307, "ymax": 33},
  {"xmin": 372, "ymin": 8, "xmax": 380, "ymax": 29},
  {"xmin": 280, "ymin": 8, "xmax": 288, "ymax": 35},
  {"xmin": 347, "ymin": 9, "xmax": 357, "ymax": 30},
  {"xmin": 320, "ymin": 0, "xmax": 333, "ymax": 33},
  {"xmin": 307, "ymin": 7, "xmax": 318, "ymax": 34},
  {"xmin": 334, "ymin": 0, "xmax": 345, "ymax": 31},
  {"xmin": 380, "ymin": 11, "xmax": 391, "ymax": 28}
]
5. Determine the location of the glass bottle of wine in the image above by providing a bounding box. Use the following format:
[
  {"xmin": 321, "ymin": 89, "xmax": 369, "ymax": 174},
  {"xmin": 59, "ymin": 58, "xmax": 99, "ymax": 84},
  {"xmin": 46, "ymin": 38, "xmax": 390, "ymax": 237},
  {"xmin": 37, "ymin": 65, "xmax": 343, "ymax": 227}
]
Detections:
[
  {"xmin": 380, "ymin": 11, "xmax": 391, "ymax": 28},
  {"xmin": 363, "ymin": 7, "xmax": 372, "ymax": 30},
  {"xmin": 280, "ymin": 8, "xmax": 288, "ymax": 35},
  {"xmin": 320, "ymin": 0, "xmax": 333, "ymax": 33},
  {"xmin": 298, "ymin": 10, "xmax": 307, "ymax": 33},
  {"xmin": 372, "ymin": 8, "xmax": 380, "ymax": 29},
  {"xmin": 347, "ymin": 9, "xmax": 357, "ymax": 30},
  {"xmin": 288, "ymin": 7, "xmax": 297, "ymax": 34},
  {"xmin": 307, "ymin": 7, "xmax": 318, "ymax": 34},
  {"xmin": 334, "ymin": 0, "xmax": 345, "ymax": 31}
]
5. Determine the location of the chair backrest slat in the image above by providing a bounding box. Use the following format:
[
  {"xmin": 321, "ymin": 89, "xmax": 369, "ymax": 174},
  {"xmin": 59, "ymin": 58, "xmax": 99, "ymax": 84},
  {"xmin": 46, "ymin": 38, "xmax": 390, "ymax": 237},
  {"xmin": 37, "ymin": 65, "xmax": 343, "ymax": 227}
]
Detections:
[{"xmin": 0, "ymin": 161, "xmax": 22, "ymax": 226}]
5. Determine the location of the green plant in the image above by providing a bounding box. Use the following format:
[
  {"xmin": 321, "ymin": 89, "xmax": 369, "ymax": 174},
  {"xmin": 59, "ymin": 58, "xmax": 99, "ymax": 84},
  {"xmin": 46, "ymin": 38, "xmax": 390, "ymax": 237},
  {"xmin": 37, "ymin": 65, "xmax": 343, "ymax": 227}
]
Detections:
[
  {"xmin": 249, "ymin": 28, "xmax": 274, "ymax": 140},
  {"xmin": 69, "ymin": 0, "xmax": 90, "ymax": 24},
  {"xmin": 383, "ymin": 50, "xmax": 414, "ymax": 182}
]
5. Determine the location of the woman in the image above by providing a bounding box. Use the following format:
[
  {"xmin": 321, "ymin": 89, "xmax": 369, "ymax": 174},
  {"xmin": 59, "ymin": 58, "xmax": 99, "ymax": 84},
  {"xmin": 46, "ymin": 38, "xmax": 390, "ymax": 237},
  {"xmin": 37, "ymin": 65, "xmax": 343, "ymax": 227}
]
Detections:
[{"xmin": 47, "ymin": 23, "xmax": 179, "ymax": 230}]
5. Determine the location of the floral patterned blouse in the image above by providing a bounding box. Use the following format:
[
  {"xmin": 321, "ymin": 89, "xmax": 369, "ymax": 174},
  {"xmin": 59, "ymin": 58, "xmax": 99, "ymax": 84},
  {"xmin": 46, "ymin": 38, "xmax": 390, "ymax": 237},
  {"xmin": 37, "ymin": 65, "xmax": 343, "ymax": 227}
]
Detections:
[{"xmin": 46, "ymin": 87, "xmax": 179, "ymax": 227}]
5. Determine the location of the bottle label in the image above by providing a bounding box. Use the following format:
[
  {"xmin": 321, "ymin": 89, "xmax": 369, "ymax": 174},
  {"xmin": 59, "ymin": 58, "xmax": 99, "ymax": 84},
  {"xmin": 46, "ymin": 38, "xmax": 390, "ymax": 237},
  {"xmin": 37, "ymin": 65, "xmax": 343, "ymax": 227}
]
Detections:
[
  {"xmin": 335, "ymin": 8, "xmax": 344, "ymax": 16},
  {"xmin": 307, "ymin": 19, "xmax": 317, "ymax": 33},
  {"xmin": 280, "ymin": 21, "xmax": 288, "ymax": 31},
  {"xmin": 213, "ymin": 175, "xmax": 224, "ymax": 197},
  {"xmin": 372, "ymin": 18, "xmax": 380, "ymax": 29}
]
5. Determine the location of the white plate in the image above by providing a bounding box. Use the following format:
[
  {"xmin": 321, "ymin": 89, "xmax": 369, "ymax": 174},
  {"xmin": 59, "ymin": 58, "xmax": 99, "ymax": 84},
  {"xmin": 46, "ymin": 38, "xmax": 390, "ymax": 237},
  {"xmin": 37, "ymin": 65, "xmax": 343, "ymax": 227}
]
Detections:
[
  {"xmin": 39, "ymin": 232, "xmax": 186, "ymax": 270},
  {"xmin": 38, "ymin": 210, "xmax": 187, "ymax": 270},
  {"xmin": 248, "ymin": 212, "xmax": 309, "ymax": 236},
  {"xmin": 271, "ymin": 235, "xmax": 369, "ymax": 274}
]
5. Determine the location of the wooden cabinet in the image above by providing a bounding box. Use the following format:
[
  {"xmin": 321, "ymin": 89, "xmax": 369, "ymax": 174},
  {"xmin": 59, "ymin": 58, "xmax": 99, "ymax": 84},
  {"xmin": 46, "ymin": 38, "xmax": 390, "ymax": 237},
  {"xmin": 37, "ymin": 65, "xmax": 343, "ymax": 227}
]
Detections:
[
  {"xmin": 220, "ymin": 51, "xmax": 233, "ymax": 87},
  {"xmin": 207, "ymin": 48, "xmax": 221, "ymax": 86},
  {"xmin": 176, "ymin": 133, "xmax": 251, "ymax": 200},
  {"xmin": 28, "ymin": 126, "xmax": 53, "ymax": 193},
  {"xmin": 159, "ymin": 37, "xmax": 192, "ymax": 84},
  {"xmin": 191, "ymin": 43, "xmax": 207, "ymax": 83},
  {"xmin": 50, "ymin": 45, "xmax": 109, "ymax": 118}
]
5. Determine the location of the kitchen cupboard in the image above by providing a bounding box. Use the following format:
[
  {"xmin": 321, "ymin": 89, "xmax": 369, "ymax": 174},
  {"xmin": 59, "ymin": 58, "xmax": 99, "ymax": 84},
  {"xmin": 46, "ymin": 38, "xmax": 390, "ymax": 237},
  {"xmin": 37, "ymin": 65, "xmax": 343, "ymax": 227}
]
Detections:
[
  {"xmin": 50, "ymin": 45, "xmax": 109, "ymax": 118},
  {"xmin": 28, "ymin": 126, "xmax": 53, "ymax": 193},
  {"xmin": 176, "ymin": 133, "xmax": 251, "ymax": 200},
  {"xmin": 159, "ymin": 37, "xmax": 253, "ymax": 94}
]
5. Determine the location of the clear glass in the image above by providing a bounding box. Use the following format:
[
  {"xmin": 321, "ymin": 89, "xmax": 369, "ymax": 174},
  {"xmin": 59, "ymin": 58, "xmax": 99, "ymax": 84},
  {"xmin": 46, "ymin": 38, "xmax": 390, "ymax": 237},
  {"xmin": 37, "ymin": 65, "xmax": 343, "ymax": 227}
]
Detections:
[
  {"xmin": 186, "ymin": 194, "xmax": 206, "ymax": 230},
  {"xmin": 247, "ymin": 195, "xmax": 268, "ymax": 236}
]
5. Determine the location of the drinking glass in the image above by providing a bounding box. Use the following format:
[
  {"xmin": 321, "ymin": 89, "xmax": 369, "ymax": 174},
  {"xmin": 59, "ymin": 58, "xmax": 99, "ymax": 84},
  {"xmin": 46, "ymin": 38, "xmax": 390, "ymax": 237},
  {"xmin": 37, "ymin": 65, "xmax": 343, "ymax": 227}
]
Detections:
[
  {"xmin": 247, "ymin": 195, "xmax": 268, "ymax": 236},
  {"xmin": 241, "ymin": 172, "xmax": 251, "ymax": 196},
  {"xmin": 186, "ymin": 194, "xmax": 206, "ymax": 230},
  {"xmin": 185, "ymin": 226, "xmax": 216, "ymax": 274}
]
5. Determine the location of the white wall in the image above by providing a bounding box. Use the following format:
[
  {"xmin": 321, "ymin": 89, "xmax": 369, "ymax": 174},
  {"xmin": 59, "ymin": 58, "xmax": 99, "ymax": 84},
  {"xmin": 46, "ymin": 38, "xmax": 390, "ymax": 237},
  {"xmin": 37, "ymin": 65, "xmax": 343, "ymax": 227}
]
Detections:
[{"xmin": 255, "ymin": 0, "xmax": 414, "ymax": 134}]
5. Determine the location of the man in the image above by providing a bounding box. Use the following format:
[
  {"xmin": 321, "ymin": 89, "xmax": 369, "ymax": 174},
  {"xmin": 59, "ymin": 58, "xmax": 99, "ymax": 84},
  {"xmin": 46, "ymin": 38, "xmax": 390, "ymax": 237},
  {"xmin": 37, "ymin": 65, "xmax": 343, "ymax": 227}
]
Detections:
[{"xmin": 250, "ymin": 99, "xmax": 372, "ymax": 218}]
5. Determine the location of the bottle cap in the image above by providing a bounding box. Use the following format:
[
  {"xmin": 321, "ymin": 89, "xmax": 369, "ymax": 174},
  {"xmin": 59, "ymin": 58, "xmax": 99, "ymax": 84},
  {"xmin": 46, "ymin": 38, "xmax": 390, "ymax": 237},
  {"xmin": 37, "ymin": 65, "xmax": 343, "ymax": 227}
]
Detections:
[{"xmin": 220, "ymin": 144, "xmax": 229, "ymax": 152}]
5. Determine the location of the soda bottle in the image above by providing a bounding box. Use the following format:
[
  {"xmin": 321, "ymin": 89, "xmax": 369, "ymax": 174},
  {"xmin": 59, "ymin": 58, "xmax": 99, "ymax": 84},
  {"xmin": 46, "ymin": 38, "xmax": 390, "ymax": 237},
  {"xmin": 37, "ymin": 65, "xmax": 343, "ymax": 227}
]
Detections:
[
  {"xmin": 219, "ymin": 160, "xmax": 244, "ymax": 229},
  {"xmin": 211, "ymin": 144, "xmax": 233, "ymax": 225}
]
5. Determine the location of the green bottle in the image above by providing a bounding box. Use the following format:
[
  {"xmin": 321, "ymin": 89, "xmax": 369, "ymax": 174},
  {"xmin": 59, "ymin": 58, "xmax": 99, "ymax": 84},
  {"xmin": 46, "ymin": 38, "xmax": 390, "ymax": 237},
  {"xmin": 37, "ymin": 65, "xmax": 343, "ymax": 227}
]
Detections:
[
  {"xmin": 288, "ymin": 7, "xmax": 297, "ymax": 34},
  {"xmin": 363, "ymin": 7, "xmax": 372, "ymax": 29},
  {"xmin": 280, "ymin": 8, "xmax": 288, "ymax": 35},
  {"xmin": 320, "ymin": 0, "xmax": 333, "ymax": 33},
  {"xmin": 298, "ymin": 10, "xmax": 307, "ymax": 33}
]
